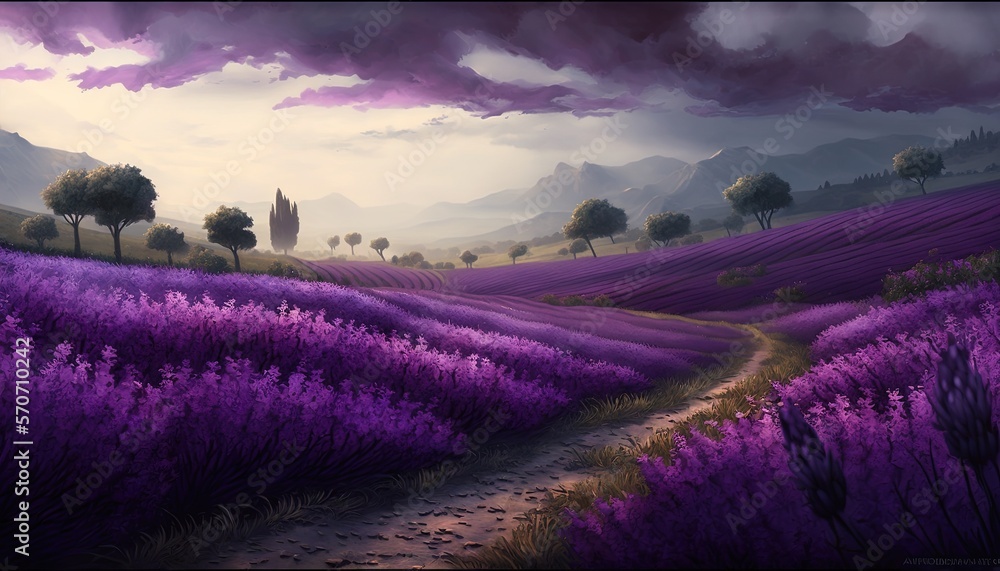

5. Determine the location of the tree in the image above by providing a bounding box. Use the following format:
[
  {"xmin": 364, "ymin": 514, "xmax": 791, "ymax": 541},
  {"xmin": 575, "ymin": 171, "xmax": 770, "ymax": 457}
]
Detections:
[
  {"xmin": 563, "ymin": 198, "xmax": 628, "ymax": 258},
  {"xmin": 460, "ymin": 250, "xmax": 478, "ymax": 268},
  {"xmin": 41, "ymin": 168, "xmax": 92, "ymax": 257},
  {"xmin": 723, "ymin": 172, "xmax": 793, "ymax": 231},
  {"xmin": 85, "ymin": 164, "xmax": 157, "ymax": 263},
  {"xmin": 327, "ymin": 235, "xmax": 340, "ymax": 253},
  {"xmin": 344, "ymin": 232, "xmax": 362, "ymax": 255},
  {"xmin": 723, "ymin": 212, "xmax": 745, "ymax": 237},
  {"xmin": 269, "ymin": 188, "xmax": 299, "ymax": 255},
  {"xmin": 390, "ymin": 254, "xmax": 399, "ymax": 265},
  {"xmin": 643, "ymin": 211, "xmax": 691, "ymax": 247},
  {"xmin": 186, "ymin": 245, "xmax": 229, "ymax": 274},
  {"xmin": 508, "ymin": 243, "xmax": 528, "ymax": 265},
  {"xmin": 557, "ymin": 247, "xmax": 570, "ymax": 256},
  {"xmin": 893, "ymin": 146, "xmax": 945, "ymax": 195},
  {"xmin": 203, "ymin": 206, "xmax": 256, "ymax": 272},
  {"xmin": 370, "ymin": 237, "xmax": 389, "ymax": 261},
  {"xmin": 20, "ymin": 215, "xmax": 58, "ymax": 248},
  {"xmin": 569, "ymin": 238, "xmax": 589, "ymax": 260},
  {"xmin": 144, "ymin": 223, "xmax": 188, "ymax": 266}
]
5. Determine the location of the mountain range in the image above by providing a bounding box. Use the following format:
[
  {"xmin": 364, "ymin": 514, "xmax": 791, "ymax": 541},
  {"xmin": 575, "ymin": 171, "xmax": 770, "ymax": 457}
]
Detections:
[{"xmin": 0, "ymin": 129, "xmax": 953, "ymax": 251}]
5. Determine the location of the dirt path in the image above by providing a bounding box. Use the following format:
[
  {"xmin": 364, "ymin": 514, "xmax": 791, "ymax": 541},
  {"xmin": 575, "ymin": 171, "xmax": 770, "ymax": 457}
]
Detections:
[{"xmin": 185, "ymin": 343, "xmax": 770, "ymax": 570}]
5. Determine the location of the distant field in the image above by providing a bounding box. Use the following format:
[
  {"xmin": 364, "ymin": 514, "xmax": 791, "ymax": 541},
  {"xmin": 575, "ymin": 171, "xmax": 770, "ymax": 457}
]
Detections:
[{"xmin": 303, "ymin": 181, "xmax": 1000, "ymax": 314}]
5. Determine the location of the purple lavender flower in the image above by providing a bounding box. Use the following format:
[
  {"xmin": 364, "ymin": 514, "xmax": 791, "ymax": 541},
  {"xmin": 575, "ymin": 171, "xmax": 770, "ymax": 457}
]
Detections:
[
  {"xmin": 779, "ymin": 401, "xmax": 848, "ymax": 520},
  {"xmin": 930, "ymin": 335, "xmax": 999, "ymax": 467}
]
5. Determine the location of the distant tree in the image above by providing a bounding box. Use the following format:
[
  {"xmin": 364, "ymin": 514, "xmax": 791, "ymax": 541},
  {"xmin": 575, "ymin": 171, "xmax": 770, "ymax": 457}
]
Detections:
[
  {"xmin": 203, "ymin": 205, "xmax": 256, "ymax": 272},
  {"xmin": 370, "ymin": 237, "xmax": 390, "ymax": 261},
  {"xmin": 644, "ymin": 211, "xmax": 691, "ymax": 247},
  {"xmin": 20, "ymin": 214, "xmax": 58, "ymax": 248},
  {"xmin": 824, "ymin": 180, "xmax": 831, "ymax": 189},
  {"xmin": 893, "ymin": 146, "xmax": 945, "ymax": 195},
  {"xmin": 569, "ymin": 238, "xmax": 589, "ymax": 260},
  {"xmin": 327, "ymin": 235, "xmax": 340, "ymax": 253},
  {"xmin": 268, "ymin": 189, "xmax": 299, "ymax": 255},
  {"xmin": 186, "ymin": 245, "xmax": 229, "ymax": 274},
  {"xmin": 634, "ymin": 237, "xmax": 652, "ymax": 252},
  {"xmin": 434, "ymin": 261, "xmax": 456, "ymax": 269},
  {"xmin": 460, "ymin": 250, "xmax": 479, "ymax": 268},
  {"xmin": 85, "ymin": 163, "xmax": 157, "ymax": 263},
  {"xmin": 417, "ymin": 260, "xmax": 433, "ymax": 270},
  {"xmin": 144, "ymin": 223, "xmax": 188, "ymax": 266},
  {"xmin": 557, "ymin": 247, "xmax": 570, "ymax": 256},
  {"xmin": 681, "ymin": 233, "xmax": 704, "ymax": 245},
  {"xmin": 472, "ymin": 245, "xmax": 494, "ymax": 255},
  {"xmin": 41, "ymin": 168, "xmax": 92, "ymax": 257},
  {"xmin": 508, "ymin": 243, "xmax": 528, "ymax": 265},
  {"xmin": 723, "ymin": 212, "xmax": 745, "ymax": 237},
  {"xmin": 390, "ymin": 254, "xmax": 399, "ymax": 265},
  {"xmin": 563, "ymin": 198, "xmax": 628, "ymax": 257},
  {"xmin": 344, "ymin": 232, "xmax": 362, "ymax": 255},
  {"xmin": 723, "ymin": 172, "xmax": 793, "ymax": 231}
]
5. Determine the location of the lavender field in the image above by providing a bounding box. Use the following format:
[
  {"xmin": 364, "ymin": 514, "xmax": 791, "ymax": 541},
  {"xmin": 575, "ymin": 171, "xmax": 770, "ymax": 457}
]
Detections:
[
  {"xmin": 0, "ymin": 246, "xmax": 746, "ymax": 565},
  {"xmin": 6, "ymin": 3, "xmax": 1000, "ymax": 569}
]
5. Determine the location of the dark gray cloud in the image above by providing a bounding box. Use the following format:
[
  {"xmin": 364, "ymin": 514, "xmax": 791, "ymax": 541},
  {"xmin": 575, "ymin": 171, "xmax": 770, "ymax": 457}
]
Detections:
[{"xmin": 1, "ymin": 2, "xmax": 998, "ymax": 117}]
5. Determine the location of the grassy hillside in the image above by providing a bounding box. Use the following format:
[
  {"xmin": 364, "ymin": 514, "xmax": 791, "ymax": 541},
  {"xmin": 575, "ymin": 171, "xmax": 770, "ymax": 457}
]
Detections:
[{"xmin": 0, "ymin": 207, "xmax": 314, "ymax": 275}]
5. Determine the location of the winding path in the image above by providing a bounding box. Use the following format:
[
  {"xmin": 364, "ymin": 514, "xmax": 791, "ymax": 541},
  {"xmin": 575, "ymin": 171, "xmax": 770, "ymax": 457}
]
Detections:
[{"xmin": 184, "ymin": 340, "xmax": 770, "ymax": 570}]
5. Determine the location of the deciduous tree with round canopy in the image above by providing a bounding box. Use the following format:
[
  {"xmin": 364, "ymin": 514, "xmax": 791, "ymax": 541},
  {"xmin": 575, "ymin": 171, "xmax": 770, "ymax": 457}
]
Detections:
[
  {"xmin": 460, "ymin": 250, "xmax": 478, "ymax": 268},
  {"xmin": 723, "ymin": 172, "xmax": 793, "ymax": 231},
  {"xmin": 643, "ymin": 211, "xmax": 691, "ymax": 247},
  {"xmin": 203, "ymin": 206, "xmax": 256, "ymax": 272},
  {"xmin": 508, "ymin": 243, "xmax": 528, "ymax": 265},
  {"xmin": 327, "ymin": 235, "xmax": 340, "ymax": 253},
  {"xmin": 563, "ymin": 198, "xmax": 628, "ymax": 257},
  {"xmin": 893, "ymin": 146, "xmax": 945, "ymax": 195},
  {"xmin": 41, "ymin": 168, "xmax": 92, "ymax": 257},
  {"xmin": 723, "ymin": 212, "xmax": 745, "ymax": 237},
  {"xmin": 569, "ymin": 238, "xmax": 589, "ymax": 259},
  {"xmin": 85, "ymin": 163, "xmax": 157, "ymax": 263},
  {"xmin": 20, "ymin": 214, "xmax": 59, "ymax": 248},
  {"xmin": 370, "ymin": 237, "xmax": 390, "ymax": 261},
  {"xmin": 344, "ymin": 232, "xmax": 362, "ymax": 255},
  {"xmin": 144, "ymin": 223, "xmax": 189, "ymax": 266}
]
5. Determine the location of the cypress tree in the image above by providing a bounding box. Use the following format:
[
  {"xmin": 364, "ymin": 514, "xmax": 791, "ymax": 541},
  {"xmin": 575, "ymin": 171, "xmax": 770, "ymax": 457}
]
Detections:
[{"xmin": 269, "ymin": 188, "xmax": 299, "ymax": 255}]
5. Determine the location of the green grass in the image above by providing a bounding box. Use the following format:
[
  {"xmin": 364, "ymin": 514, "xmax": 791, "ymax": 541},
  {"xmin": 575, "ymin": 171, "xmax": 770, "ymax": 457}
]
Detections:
[{"xmin": 0, "ymin": 207, "xmax": 316, "ymax": 277}]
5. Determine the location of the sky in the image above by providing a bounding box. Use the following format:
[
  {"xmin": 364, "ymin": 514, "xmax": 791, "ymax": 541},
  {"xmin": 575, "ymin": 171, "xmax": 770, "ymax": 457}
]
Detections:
[{"xmin": 1, "ymin": 1, "xmax": 999, "ymax": 217}]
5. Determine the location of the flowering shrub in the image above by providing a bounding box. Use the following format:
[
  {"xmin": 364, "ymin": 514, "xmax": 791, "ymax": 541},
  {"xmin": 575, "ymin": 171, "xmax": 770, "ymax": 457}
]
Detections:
[{"xmin": 882, "ymin": 250, "xmax": 999, "ymax": 302}]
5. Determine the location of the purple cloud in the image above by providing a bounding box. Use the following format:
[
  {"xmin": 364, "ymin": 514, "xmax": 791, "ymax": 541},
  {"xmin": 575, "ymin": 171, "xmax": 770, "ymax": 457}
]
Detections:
[
  {"xmin": 0, "ymin": 64, "xmax": 55, "ymax": 81},
  {"xmin": 1, "ymin": 2, "xmax": 998, "ymax": 117}
]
